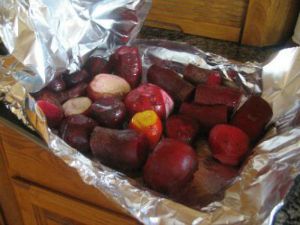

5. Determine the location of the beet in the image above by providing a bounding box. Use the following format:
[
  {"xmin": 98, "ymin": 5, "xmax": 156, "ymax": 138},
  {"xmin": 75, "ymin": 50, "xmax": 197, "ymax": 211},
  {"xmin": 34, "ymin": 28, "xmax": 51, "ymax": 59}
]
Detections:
[
  {"xmin": 194, "ymin": 85, "xmax": 242, "ymax": 108},
  {"xmin": 90, "ymin": 127, "xmax": 149, "ymax": 171},
  {"xmin": 89, "ymin": 96, "xmax": 127, "ymax": 128},
  {"xmin": 124, "ymin": 83, "xmax": 174, "ymax": 119},
  {"xmin": 147, "ymin": 65, "xmax": 195, "ymax": 104},
  {"xmin": 143, "ymin": 138, "xmax": 198, "ymax": 194}
]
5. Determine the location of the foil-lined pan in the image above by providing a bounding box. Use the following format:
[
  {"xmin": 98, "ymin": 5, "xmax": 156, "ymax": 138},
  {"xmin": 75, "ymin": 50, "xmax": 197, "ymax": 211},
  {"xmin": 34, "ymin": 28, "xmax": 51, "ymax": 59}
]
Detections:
[
  {"xmin": 1, "ymin": 0, "xmax": 300, "ymax": 224},
  {"xmin": 1, "ymin": 43, "xmax": 300, "ymax": 225}
]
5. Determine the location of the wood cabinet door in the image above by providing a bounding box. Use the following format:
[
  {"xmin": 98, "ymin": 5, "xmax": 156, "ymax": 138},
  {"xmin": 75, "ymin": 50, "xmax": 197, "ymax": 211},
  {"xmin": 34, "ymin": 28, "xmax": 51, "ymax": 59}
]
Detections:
[
  {"xmin": 12, "ymin": 179, "xmax": 137, "ymax": 225},
  {"xmin": 0, "ymin": 207, "xmax": 6, "ymax": 225}
]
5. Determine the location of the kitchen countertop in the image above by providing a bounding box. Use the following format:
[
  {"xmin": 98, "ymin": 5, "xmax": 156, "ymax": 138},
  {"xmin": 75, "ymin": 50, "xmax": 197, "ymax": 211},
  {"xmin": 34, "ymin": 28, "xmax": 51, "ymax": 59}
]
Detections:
[
  {"xmin": 139, "ymin": 27, "xmax": 300, "ymax": 225},
  {"xmin": 139, "ymin": 27, "xmax": 287, "ymax": 63},
  {"xmin": 1, "ymin": 27, "xmax": 299, "ymax": 225}
]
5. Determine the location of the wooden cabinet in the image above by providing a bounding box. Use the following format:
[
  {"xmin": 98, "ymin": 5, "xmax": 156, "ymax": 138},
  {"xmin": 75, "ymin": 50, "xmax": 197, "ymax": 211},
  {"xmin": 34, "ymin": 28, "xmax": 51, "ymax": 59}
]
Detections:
[
  {"xmin": 0, "ymin": 117, "xmax": 139, "ymax": 225},
  {"xmin": 0, "ymin": 208, "xmax": 6, "ymax": 225},
  {"xmin": 12, "ymin": 179, "xmax": 133, "ymax": 225},
  {"xmin": 145, "ymin": 0, "xmax": 300, "ymax": 46}
]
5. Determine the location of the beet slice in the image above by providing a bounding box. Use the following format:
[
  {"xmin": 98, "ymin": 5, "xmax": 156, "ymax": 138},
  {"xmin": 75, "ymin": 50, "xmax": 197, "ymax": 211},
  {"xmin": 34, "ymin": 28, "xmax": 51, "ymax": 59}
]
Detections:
[
  {"xmin": 179, "ymin": 103, "xmax": 228, "ymax": 131},
  {"xmin": 124, "ymin": 83, "xmax": 174, "ymax": 119},
  {"xmin": 209, "ymin": 124, "xmax": 249, "ymax": 166},
  {"xmin": 147, "ymin": 65, "xmax": 195, "ymax": 104},
  {"xmin": 90, "ymin": 127, "xmax": 149, "ymax": 171},
  {"xmin": 59, "ymin": 115, "xmax": 97, "ymax": 153},
  {"xmin": 89, "ymin": 96, "xmax": 127, "ymax": 128},
  {"xmin": 87, "ymin": 74, "xmax": 131, "ymax": 101},
  {"xmin": 37, "ymin": 100, "xmax": 64, "ymax": 128},
  {"xmin": 110, "ymin": 46, "xmax": 142, "ymax": 88},
  {"xmin": 195, "ymin": 85, "xmax": 242, "ymax": 108},
  {"xmin": 231, "ymin": 96, "xmax": 273, "ymax": 142},
  {"xmin": 165, "ymin": 115, "xmax": 199, "ymax": 144},
  {"xmin": 62, "ymin": 97, "xmax": 92, "ymax": 117}
]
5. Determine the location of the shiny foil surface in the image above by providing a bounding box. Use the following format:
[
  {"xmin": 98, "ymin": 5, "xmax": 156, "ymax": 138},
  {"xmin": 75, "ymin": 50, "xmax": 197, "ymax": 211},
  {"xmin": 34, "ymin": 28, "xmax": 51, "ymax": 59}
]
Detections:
[
  {"xmin": 0, "ymin": 0, "xmax": 151, "ymax": 92},
  {"xmin": 1, "ymin": 1, "xmax": 300, "ymax": 224}
]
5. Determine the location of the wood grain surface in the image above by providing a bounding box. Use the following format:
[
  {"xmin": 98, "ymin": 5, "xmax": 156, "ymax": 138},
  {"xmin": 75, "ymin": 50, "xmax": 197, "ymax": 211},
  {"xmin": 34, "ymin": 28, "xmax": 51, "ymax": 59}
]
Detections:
[
  {"xmin": 145, "ymin": 0, "xmax": 300, "ymax": 46},
  {"xmin": 12, "ymin": 179, "xmax": 134, "ymax": 225},
  {"xmin": 0, "ymin": 208, "xmax": 6, "ymax": 225},
  {"xmin": 0, "ymin": 119, "xmax": 139, "ymax": 224},
  {"xmin": 0, "ymin": 129, "xmax": 23, "ymax": 225},
  {"xmin": 0, "ymin": 116, "xmax": 203, "ymax": 225},
  {"xmin": 146, "ymin": 0, "xmax": 248, "ymax": 42},
  {"xmin": 241, "ymin": 0, "xmax": 300, "ymax": 46}
]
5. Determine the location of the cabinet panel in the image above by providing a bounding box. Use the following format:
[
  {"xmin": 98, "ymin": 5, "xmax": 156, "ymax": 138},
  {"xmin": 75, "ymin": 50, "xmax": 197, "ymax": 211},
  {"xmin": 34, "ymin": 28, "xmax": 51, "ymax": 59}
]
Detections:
[
  {"xmin": 0, "ymin": 128, "xmax": 23, "ymax": 225},
  {"xmin": 0, "ymin": 120, "xmax": 128, "ymax": 215},
  {"xmin": 146, "ymin": 0, "xmax": 248, "ymax": 42},
  {"xmin": 0, "ymin": 208, "xmax": 6, "ymax": 225},
  {"xmin": 242, "ymin": 0, "xmax": 300, "ymax": 46},
  {"xmin": 12, "ymin": 179, "xmax": 137, "ymax": 225}
]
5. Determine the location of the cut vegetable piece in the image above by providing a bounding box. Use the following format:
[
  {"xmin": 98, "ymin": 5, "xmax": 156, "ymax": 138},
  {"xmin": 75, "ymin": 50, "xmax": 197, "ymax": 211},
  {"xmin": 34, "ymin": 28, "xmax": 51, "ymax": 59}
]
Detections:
[
  {"xmin": 90, "ymin": 127, "xmax": 148, "ymax": 171},
  {"xmin": 110, "ymin": 46, "xmax": 142, "ymax": 88},
  {"xmin": 129, "ymin": 110, "xmax": 163, "ymax": 149},
  {"xmin": 195, "ymin": 85, "xmax": 242, "ymax": 108},
  {"xmin": 179, "ymin": 103, "xmax": 228, "ymax": 131},
  {"xmin": 124, "ymin": 83, "xmax": 174, "ymax": 119},
  {"xmin": 89, "ymin": 96, "xmax": 126, "ymax": 128},
  {"xmin": 165, "ymin": 115, "xmax": 199, "ymax": 144},
  {"xmin": 143, "ymin": 138, "xmax": 198, "ymax": 194},
  {"xmin": 59, "ymin": 115, "xmax": 97, "ymax": 153},
  {"xmin": 209, "ymin": 124, "xmax": 249, "ymax": 166},
  {"xmin": 87, "ymin": 74, "xmax": 130, "ymax": 101},
  {"xmin": 147, "ymin": 65, "xmax": 195, "ymax": 103},
  {"xmin": 231, "ymin": 96, "xmax": 273, "ymax": 142},
  {"xmin": 37, "ymin": 100, "xmax": 64, "ymax": 128},
  {"xmin": 62, "ymin": 97, "xmax": 92, "ymax": 117}
]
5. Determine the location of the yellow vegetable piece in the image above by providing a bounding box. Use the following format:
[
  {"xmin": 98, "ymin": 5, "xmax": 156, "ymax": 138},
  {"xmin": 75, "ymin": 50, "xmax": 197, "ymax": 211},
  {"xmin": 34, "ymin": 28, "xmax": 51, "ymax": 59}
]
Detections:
[{"xmin": 131, "ymin": 110, "xmax": 158, "ymax": 129}]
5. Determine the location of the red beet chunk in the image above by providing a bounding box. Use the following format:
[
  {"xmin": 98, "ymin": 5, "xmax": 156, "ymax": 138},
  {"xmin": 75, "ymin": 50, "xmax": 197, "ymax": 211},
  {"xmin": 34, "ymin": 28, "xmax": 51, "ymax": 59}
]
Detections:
[
  {"xmin": 183, "ymin": 64, "xmax": 222, "ymax": 86},
  {"xmin": 206, "ymin": 71, "xmax": 222, "ymax": 86},
  {"xmin": 165, "ymin": 115, "xmax": 199, "ymax": 144},
  {"xmin": 57, "ymin": 83, "xmax": 88, "ymax": 103},
  {"xmin": 209, "ymin": 124, "xmax": 249, "ymax": 166},
  {"xmin": 84, "ymin": 57, "xmax": 110, "ymax": 77},
  {"xmin": 147, "ymin": 65, "xmax": 195, "ymax": 104},
  {"xmin": 48, "ymin": 74, "xmax": 66, "ymax": 92},
  {"xmin": 62, "ymin": 70, "xmax": 90, "ymax": 88},
  {"xmin": 172, "ymin": 156, "xmax": 239, "ymax": 207},
  {"xmin": 124, "ymin": 83, "xmax": 174, "ymax": 119},
  {"xmin": 110, "ymin": 46, "xmax": 142, "ymax": 88},
  {"xmin": 90, "ymin": 127, "xmax": 148, "ymax": 171},
  {"xmin": 37, "ymin": 99, "xmax": 64, "ymax": 128},
  {"xmin": 179, "ymin": 103, "xmax": 228, "ymax": 131},
  {"xmin": 89, "ymin": 96, "xmax": 127, "ymax": 128},
  {"xmin": 231, "ymin": 96, "xmax": 273, "ymax": 142},
  {"xmin": 143, "ymin": 138, "xmax": 198, "ymax": 194},
  {"xmin": 59, "ymin": 115, "xmax": 97, "ymax": 153},
  {"xmin": 195, "ymin": 85, "xmax": 242, "ymax": 108}
]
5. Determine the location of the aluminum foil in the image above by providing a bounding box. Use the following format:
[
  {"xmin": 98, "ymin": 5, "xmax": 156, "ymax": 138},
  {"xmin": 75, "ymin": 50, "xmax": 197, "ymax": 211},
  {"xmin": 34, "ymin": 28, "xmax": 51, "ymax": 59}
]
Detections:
[
  {"xmin": 1, "ymin": 1, "xmax": 300, "ymax": 224},
  {"xmin": 1, "ymin": 44, "xmax": 300, "ymax": 225},
  {"xmin": 0, "ymin": 0, "xmax": 151, "ymax": 92}
]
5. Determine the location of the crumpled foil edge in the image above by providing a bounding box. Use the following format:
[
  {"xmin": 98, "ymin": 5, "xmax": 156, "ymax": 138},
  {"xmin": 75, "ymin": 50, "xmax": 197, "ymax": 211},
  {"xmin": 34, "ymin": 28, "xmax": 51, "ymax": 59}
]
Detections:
[{"xmin": 1, "ymin": 44, "xmax": 300, "ymax": 225}]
